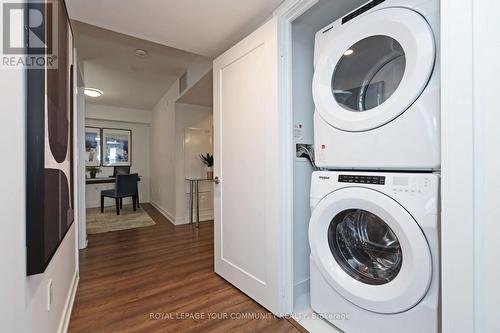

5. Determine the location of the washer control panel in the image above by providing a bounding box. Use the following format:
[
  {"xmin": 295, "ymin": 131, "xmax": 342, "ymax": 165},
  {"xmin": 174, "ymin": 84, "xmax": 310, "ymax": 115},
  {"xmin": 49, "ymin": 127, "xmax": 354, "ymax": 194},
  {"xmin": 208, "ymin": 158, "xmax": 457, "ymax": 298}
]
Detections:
[
  {"xmin": 338, "ymin": 174, "xmax": 385, "ymax": 185},
  {"xmin": 391, "ymin": 176, "xmax": 431, "ymax": 195}
]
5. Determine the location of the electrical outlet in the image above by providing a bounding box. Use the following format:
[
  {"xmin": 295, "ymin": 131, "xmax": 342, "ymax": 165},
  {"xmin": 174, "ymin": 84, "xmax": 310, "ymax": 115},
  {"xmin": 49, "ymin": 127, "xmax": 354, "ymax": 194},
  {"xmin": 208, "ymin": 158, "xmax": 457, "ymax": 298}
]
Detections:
[{"xmin": 47, "ymin": 279, "xmax": 53, "ymax": 311}]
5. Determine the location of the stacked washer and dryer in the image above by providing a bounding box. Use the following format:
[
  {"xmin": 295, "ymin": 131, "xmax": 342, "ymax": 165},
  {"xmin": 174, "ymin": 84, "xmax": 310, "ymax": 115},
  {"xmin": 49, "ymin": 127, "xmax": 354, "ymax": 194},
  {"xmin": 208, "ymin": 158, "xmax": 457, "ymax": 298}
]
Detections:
[{"xmin": 308, "ymin": 1, "xmax": 440, "ymax": 333}]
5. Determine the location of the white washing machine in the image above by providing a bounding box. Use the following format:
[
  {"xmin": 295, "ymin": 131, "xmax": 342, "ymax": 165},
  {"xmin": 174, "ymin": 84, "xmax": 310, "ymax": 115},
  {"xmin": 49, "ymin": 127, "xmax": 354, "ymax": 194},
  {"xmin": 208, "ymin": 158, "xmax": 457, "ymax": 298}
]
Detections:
[
  {"xmin": 312, "ymin": 0, "xmax": 440, "ymax": 170},
  {"xmin": 309, "ymin": 171, "xmax": 439, "ymax": 333}
]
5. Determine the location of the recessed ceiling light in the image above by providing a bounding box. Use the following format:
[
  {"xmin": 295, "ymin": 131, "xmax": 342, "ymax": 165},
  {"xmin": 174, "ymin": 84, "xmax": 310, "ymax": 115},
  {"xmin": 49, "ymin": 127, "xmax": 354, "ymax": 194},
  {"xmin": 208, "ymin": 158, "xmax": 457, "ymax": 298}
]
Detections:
[
  {"xmin": 135, "ymin": 49, "xmax": 148, "ymax": 58},
  {"xmin": 344, "ymin": 49, "xmax": 354, "ymax": 56},
  {"xmin": 84, "ymin": 88, "xmax": 103, "ymax": 98}
]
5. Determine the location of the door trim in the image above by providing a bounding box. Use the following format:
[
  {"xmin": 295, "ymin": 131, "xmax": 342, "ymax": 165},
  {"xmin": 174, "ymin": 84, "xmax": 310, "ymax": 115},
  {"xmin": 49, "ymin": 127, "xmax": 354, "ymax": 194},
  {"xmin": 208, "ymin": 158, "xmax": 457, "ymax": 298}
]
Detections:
[
  {"xmin": 440, "ymin": 0, "xmax": 475, "ymax": 332},
  {"xmin": 276, "ymin": 0, "xmax": 320, "ymax": 314}
]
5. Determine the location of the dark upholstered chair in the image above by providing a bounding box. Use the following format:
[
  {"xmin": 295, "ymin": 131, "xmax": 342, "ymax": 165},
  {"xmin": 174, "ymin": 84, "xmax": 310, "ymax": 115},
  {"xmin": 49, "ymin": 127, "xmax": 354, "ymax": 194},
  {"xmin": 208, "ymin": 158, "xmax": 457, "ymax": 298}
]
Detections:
[
  {"xmin": 113, "ymin": 166, "xmax": 131, "ymax": 176},
  {"xmin": 112, "ymin": 166, "xmax": 140, "ymax": 207},
  {"xmin": 101, "ymin": 173, "xmax": 139, "ymax": 215}
]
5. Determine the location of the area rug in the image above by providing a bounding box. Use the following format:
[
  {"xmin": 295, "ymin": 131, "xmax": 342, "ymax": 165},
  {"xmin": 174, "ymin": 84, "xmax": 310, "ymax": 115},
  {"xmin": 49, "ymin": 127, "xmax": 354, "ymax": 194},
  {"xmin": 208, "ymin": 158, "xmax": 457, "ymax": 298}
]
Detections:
[{"xmin": 86, "ymin": 205, "xmax": 156, "ymax": 234}]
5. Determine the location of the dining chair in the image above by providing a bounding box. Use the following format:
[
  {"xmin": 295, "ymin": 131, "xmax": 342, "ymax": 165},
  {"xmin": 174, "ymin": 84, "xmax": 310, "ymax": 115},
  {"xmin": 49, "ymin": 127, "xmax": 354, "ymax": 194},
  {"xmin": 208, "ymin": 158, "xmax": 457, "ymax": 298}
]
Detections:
[
  {"xmin": 101, "ymin": 173, "xmax": 139, "ymax": 215},
  {"xmin": 113, "ymin": 166, "xmax": 131, "ymax": 176}
]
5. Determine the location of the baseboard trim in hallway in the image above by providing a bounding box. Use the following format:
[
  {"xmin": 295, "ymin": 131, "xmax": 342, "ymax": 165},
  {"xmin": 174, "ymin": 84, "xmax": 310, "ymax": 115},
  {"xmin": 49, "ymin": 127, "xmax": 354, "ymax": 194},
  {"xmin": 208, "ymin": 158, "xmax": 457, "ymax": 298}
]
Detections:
[
  {"xmin": 59, "ymin": 272, "xmax": 79, "ymax": 333},
  {"xmin": 69, "ymin": 203, "xmax": 302, "ymax": 332},
  {"xmin": 150, "ymin": 200, "xmax": 176, "ymax": 225}
]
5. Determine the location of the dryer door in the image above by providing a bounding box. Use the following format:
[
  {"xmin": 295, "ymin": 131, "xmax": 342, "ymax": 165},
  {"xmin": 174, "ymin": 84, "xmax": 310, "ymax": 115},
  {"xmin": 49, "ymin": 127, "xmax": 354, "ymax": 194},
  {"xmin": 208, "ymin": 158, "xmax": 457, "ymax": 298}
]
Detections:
[
  {"xmin": 309, "ymin": 187, "xmax": 432, "ymax": 314},
  {"xmin": 312, "ymin": 7, "xmax": 435, "ymax": 132}
]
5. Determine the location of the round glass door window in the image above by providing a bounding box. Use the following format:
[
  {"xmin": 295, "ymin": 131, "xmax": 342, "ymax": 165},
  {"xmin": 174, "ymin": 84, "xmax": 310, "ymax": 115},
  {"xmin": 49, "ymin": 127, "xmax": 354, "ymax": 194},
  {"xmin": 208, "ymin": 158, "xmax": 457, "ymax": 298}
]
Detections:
[
  {"xmin": 332, "ymin": 35, "xmax": 406, "ymax": 112},
  {"xmin": 328, "ymin": 209, "xmax": 402, "ymax": 285}
]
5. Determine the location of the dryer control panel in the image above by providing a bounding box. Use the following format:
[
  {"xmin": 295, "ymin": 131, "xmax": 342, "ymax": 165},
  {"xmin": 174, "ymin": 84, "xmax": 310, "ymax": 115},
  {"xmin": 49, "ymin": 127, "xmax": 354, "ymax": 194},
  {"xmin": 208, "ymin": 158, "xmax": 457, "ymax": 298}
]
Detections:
[{"xmin": 341, "ymin": 0, "xmax": 386, "ymax": 25}]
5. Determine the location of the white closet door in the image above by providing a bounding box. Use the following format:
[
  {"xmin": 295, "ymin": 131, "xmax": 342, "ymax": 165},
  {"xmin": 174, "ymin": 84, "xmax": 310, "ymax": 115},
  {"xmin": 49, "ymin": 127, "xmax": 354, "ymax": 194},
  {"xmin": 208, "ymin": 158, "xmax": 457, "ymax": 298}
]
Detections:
[{"xmin": 213, "ymin": 17, "xmax": 289, "ymax": 315}]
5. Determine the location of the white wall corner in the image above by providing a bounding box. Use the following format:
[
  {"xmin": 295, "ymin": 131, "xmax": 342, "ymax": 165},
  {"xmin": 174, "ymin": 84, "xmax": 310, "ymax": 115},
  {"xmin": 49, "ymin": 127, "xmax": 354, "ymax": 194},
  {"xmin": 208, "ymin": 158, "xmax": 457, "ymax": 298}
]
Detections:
[{"xmin": 150, "ymin": 201, "xmax": 176, "ymax": 225}]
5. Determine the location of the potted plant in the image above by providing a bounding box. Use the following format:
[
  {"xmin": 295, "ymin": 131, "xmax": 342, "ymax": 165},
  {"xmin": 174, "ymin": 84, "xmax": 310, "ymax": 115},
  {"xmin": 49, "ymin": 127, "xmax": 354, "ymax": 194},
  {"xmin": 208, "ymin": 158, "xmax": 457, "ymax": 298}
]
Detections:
[
  {"xmin": 87, "ymin": 166, "xmax": 101, "ymax": 179},
  {"xmin": 199, "ymin": 153, "xmax": 214, "ymax": 180}
]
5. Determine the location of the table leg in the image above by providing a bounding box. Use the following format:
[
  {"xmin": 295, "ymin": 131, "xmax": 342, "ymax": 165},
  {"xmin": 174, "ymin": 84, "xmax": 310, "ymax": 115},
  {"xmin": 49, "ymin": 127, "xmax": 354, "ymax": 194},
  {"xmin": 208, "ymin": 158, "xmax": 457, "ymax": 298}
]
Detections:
[
  {"xmin": 189, "ymin": 181, "xmax": 194, "ymax": 225},
  {"xmin": 195, "ymin": 181, "xmax": 200, "ymax": 229}
]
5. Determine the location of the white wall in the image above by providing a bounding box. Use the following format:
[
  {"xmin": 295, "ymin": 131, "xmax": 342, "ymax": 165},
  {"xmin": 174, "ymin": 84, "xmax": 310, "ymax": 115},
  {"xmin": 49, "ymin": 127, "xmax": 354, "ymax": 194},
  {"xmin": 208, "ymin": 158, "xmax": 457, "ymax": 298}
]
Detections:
[
  {"xmin": 85, "ymin": 114, "xmax": 151, "ymax": 208},
  {"xmin": 174, "ymin": 103, "xmax": 213, "ymax": 224},
  {"xmin": 150, "ymin": 80, "xmax": 180, "ymax": 220},
  {"xmin": 440, "ymin": 0, "xmax": 474, "ymax": 332},
  {"xmin": 86, "ymin": 103, "xmax": 152, "ymax": 124},
  {"xmin": 473, "ymin": 1, "xmax": 500, "ymax": 331},
  {"xmin": 0, "ymin": 13, "xmax": 78, "ymax": 333},
  {"xmin": 150, "ymin": 74, "xmax": 214, "ymax": 224}
]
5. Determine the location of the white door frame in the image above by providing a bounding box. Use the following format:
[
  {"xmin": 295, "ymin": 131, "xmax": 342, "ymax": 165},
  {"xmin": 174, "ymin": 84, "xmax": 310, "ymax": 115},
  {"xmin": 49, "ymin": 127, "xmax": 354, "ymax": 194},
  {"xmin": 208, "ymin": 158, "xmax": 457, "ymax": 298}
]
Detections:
[
  {"xmin": 276, "ymin": 0, "xmax": 475, "ymax": 331},
  {"xmin": 275, "ymin": 0, "xmax": 319, "ymax": 314},
  {"xmin": 440, "ymin": 0, "xmax": 474, "ymax": 332},
  {"xmin": 76, "ymin": 83, "xmax": 87, "ymax": 249}
]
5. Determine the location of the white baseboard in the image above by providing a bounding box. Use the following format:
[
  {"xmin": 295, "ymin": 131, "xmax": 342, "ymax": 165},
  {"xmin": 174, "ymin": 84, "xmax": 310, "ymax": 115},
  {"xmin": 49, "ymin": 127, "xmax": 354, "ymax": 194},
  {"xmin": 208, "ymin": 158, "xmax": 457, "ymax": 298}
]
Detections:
[
  {"xmin": 58, "ymin": 270, "xmax": 79, "ymax": 333},
  {"xmin": 150, "ymin": 201, "xmax": 213, "ymax": 226},
  {"xmin": 150, "ymin": 201, "xmax": 176, "ymax": 225},
  {"xmin": 175, "ymin": 211, "xmax": 214, "ymax": 225}
]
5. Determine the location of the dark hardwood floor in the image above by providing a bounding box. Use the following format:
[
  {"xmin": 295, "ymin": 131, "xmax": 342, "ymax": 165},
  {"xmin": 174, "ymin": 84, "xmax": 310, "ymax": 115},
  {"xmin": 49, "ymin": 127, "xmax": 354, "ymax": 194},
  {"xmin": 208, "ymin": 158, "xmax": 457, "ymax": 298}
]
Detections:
[{"xmin": 69, "ymin": 203, "xmax": 303, "ymax": 333}]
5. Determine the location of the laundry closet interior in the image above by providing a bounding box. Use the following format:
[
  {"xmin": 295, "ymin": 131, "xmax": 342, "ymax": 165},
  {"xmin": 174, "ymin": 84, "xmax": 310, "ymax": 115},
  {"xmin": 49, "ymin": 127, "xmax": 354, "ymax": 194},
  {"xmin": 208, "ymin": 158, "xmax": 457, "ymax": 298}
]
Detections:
[
  {"xmin": 285, "ymin": 0, "xmax": 440, "ymax": 332},
  {"xmin": 290, "ymin": 0, "xmax": 370, "ymax": 312}
]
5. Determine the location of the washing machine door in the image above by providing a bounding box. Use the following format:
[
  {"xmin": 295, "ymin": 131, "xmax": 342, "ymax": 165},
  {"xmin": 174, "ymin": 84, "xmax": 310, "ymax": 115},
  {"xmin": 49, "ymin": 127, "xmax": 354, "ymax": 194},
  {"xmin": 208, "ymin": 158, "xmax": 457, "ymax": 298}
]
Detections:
[
  {"xmin": 312, "ymin": 7, "xmax": 435, "ymax": 132},
  {"xmin": 309, "ymin": 187, "xmax": 432, "ymax": 314}
]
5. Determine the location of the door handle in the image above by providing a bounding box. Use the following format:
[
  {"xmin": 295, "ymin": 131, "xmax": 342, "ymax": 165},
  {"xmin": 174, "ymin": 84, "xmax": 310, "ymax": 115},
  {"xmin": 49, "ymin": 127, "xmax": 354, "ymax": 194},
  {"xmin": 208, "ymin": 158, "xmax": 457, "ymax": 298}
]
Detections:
[{"xmin": 214, "ymin": 177, "xmax": 220, "ymax": 185}]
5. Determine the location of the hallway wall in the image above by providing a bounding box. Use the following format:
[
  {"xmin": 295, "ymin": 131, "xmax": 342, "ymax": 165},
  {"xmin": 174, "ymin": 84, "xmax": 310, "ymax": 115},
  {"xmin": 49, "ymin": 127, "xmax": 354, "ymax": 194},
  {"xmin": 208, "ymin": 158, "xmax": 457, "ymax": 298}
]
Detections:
[
  {"xmin": 150, "ymin": 80, "xmax": 180, "ymax": 221},
  {"xmin": 0, "ymin": 20, "xmax": 78, "ymax": 333},
  {"xmin": 174, "ymin": 103, "xmax": 213, "ymax": 224},
  {"xmin": 150, "ymin": 57, "xmax": 212, "ymax": 223}
]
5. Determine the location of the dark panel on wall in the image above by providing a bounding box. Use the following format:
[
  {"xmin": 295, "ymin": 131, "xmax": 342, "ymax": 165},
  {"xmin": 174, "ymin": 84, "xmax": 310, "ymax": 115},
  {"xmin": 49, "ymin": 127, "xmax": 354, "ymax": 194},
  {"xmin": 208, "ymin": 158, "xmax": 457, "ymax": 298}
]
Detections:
[
  {"xmin": 47, "ymin": 1, "xmax": 69, "ymax": 163},
  {"xmin": 26, "ymin": 0, "xmax": 47, "ymax": 276},
  {"xmin": 43, "ymin": 169, "xmax": 70, "ymax": 262},
  {"xmin": 26, "ymin": 0, "xmax": 74, "ymax": 275}
]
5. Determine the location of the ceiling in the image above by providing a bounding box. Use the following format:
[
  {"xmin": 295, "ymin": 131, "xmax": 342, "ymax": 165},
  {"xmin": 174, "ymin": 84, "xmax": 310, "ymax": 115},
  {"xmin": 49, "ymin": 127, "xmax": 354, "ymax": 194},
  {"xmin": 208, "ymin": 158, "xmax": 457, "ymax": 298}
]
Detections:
[
  {"xmin": 73, "ymin": 21, "xmax": 202, "ymax": 110},
  {"xmin": 65, "ymin": 0, "xmax": 284, "ymax": 57}
]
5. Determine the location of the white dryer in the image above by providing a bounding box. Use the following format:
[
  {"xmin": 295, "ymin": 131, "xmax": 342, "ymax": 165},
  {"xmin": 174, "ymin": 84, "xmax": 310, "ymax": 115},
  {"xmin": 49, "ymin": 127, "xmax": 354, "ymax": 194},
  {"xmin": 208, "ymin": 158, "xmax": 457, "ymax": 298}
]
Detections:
[
  {"xmin": 309, "ymin": 171, "xmax": 439, "ymax": 333},
  {"xmin": 312, "ymin": 0, "xmax": 440, "ymax": 170}
]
